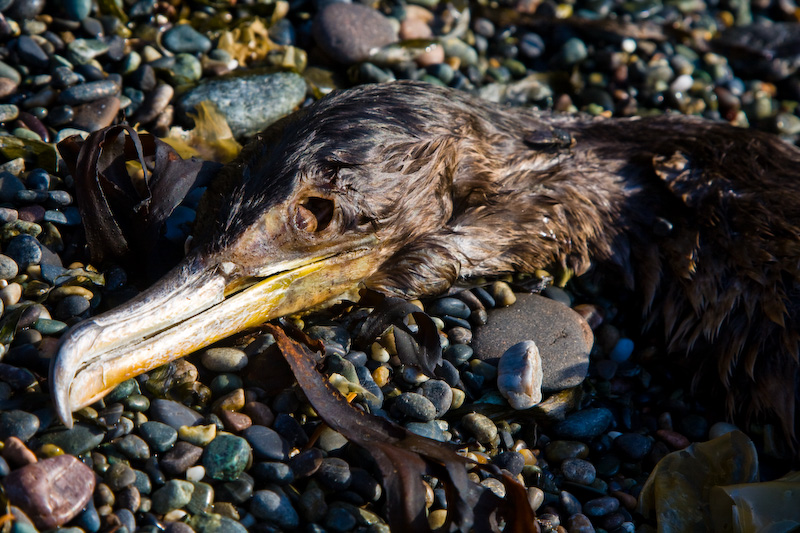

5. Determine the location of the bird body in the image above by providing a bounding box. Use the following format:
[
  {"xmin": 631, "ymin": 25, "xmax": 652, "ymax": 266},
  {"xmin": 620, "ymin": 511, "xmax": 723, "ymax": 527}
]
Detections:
[{"xmin": 52, "ymin": 81, "xmax": 800, "ymax": 444}]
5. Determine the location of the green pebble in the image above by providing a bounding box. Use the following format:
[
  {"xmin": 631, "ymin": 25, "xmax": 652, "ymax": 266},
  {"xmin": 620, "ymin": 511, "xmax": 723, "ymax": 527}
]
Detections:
[
  {"xmin": 139, "ymin": 421, "xmax": 177, "ymax": 453},
  {"xmin": 33, "ymin": 318, "xmax": 68, "ymax": 334},
  {"xmin": 210, "ymin": 373, "xmax": 243, "ymax": 396},
  {"xmin": 105, "ymin": 378, "xmax": 140, "ymax": 403},
  {"xmin": 2, "ymin": 220, "xmax": 41, "ymax": 239},
  {"xmin": 12, "ymin": 128, "xmax": 41, "ymax": 141},
  {"xmin": 189, "ymin": 513, "xmax": 249, "ymax": 533},
  {"xmin": 124, "ymin": 393, "xmax": 150, "ymax": 412},
  {"xmin": 187, "ymin": 481, "xmax": 214, "ymax": 514},
  {"xmin": 38, "ymin": 423, "xmax": 105, "ymax": 455},
  {"xmin": 171, "ymin": 53, "xmax": 203, "ymax": 83},
  {"xmin": 203, "ymin": 433, "xmax": 252, "ymax": 481},
  {"xmin": 152, "ymin": 479, "xmax": 195, "ymax": 514}
]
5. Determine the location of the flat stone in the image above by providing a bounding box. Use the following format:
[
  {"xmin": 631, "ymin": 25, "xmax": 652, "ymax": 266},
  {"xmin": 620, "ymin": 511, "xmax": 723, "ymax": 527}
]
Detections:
[
  {"xmin": 161, "ymin": 441, "xmax": 203, "ymax": 476},
  {"xmin": 176, "ymin": 71, "xmax": 306, "ymax": 139},
  {"xmin": 59, "ymin": 80, "xmax": 119, "ymax": 105},
  {"xmin": 201, "ymin": 347, "xmax": 248, "ymax": 372},
  {"xmin": 152, "ymin": 480, "xmax": 195, "ymax": 514},
  {"xmin": 312, "ymin": 3, "xmax": 398, "ymax": 65},
  {"xmin": 472, "ymin": 293, "xmax": 592, "ymax": 392},
  {"xmin": 149, "ymin": 399, "xmax": 204, "ymax": 429},
  {"xmin": 4, "ymin": 455, "xmax": 95, "ymax": 530},
  {"xmin": 553, "ymin": 408, "xmax": 614, "ymax": 440},
  {"xmin": 0, "ymin": 410, "xmax": 39, "ymax": 441},
  {"xmin": 70, "ymin": 96, "xmax": 120, "ymax": 132},
  {"xmin": 163, "ymin": 24, "xmax": 212, "ymax": 54},
  {"xmin": 37, "ymin": 423, "xmax": 104, "ymax": 455},
  {"xmin": 139, "ymin": 421, "xmax": 177, "ymax": 453}
]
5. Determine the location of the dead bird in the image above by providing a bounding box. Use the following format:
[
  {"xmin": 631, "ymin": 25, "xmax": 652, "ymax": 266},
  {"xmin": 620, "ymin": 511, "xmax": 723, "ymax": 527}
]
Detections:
[{"xmin": 50, "ymin": 80, "xmax": 800, "ymax": 446}]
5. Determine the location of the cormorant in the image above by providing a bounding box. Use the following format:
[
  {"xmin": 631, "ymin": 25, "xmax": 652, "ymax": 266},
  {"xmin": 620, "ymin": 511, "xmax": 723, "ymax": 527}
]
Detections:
[{"xmin": 50, "ymin": 81, "xmax": 800, "ymax": 444}]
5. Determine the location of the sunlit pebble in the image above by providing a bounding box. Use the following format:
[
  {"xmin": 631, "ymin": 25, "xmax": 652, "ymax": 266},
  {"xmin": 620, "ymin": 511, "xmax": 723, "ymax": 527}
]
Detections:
[
  {"xmin": 185, "ymin": 465, "xmax": 205, "ymax": 481},
  {"xmin": 621, "ymin": 38, "xmax": 637, "ymax": 53},
  {"xmin": 497, "ymin": 340, "xmax": 543, "ymax": 410}
]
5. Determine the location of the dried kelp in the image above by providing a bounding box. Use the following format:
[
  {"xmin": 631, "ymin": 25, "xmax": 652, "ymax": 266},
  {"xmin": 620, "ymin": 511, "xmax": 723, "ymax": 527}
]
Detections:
[
  {"xmin": 354, "ymin": 291, "xmax": 443, "ymax": 377},
  {"xmin": 266, "ymin": 323, "xmax": 537, "ymax": 532},
  {"xmin": 57, "ymin": 126, "xmax": 220, "ymax": 275}
]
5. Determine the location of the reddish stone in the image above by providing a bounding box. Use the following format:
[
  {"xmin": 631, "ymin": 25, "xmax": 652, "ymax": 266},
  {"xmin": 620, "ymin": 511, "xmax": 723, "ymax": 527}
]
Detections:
[
  {"xmin": 3, "ymin": 454, "xmax": 95, "ymax": 529},
  {"xmin": 656, "ymin": 429, "xmax": 691, "ymax": 450},
  {"xmin": 2, "ymin": 436, "xmax": 37, "ymax": 466},
  {"xmin": 219, "ymin": 410, "xmax": 253, "ymax": 433},
  {"xmin": 244, "ymin": 401, "xmax": 274, "ymax": 427}
]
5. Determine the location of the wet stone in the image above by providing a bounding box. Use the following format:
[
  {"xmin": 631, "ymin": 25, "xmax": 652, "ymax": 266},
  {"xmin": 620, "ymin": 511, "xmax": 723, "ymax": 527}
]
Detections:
[
  {"xmin": 38, "ymin": 424, "xmax": 104, "ymax": 455},
  {"xmin": 3, "ymin": 454, "xmax": 95, "ymax": 530},
  {"xmin": 186, "ymin": 481, "xmax": 214, "ymax": 514},
  {"xmin": 0, "ymin": 172, "xmax": 25, "ymax": 202},
  {"xmin": 59, "ymin": 80, "xmax": 118, "ymax": 105},
  {"xmin": 565, "ymin": 513, "xmax": 595, "ymax": 533},
  {"xmin": 203, "ymin": 434, "xmax": 252, "ymax": 481},
  {"xmin": 406, "ymin": 421, "xmax": 449, "ymax": 442},
  {"xmin": 583, "ymin": 496, "xmax": 619, "ymax": 517},
  {"xmin": 462, "ymin": 413, "xmax": 498, "ymax": 443},
  {"xmin": 312, "ymin": 3, "xmax": 398, "ymax": 65},
  {"xmin": 70, "ymin": 96, "xmax": 120, "ymax": 132},
  {"xmin": 161, "ymin": 441, "xmax": 203, "ymax": 475},
  {"xmin": 16, "ymin": 35, "xmax": 49, "ymax": 69},
  {"xmin": 150, "ymin": 399, "xmax": 204, "ymax": 429},
  {"xmin": 116, "ymin": 434, "xmax": 150, "ymax": 460},
  {"xmin": 5, "ymin": 234, "xmax": 42, "ymax": 269},
  {"xmin": 554, "ymin": 408, "xmax": 614, "ymax": 440},
  {"xmin": 218, "ymin": 475, "xmax": 254, "ymax": 504},
  {"xmin": 473, "ymin": 294, "xmax": 591, "ymax": 392},
  {"xmin": 250, "ymin": 488, "xmax": 299, "ymax": 529},
  {"xmin": 492, "ymin": 451, "xmax": 525, "ymax": 476},
  {"xmin": 162, "ymin": 24, "xmax": 212, "ymax": 54},
  {"xmin": 55, "ymin": 294, "xmax": 91, "ymax": 319},
  {"xmin": 444, "ymin": 344, "xmax": 473, "ymax": 365},
  {"xmin": 546, "ymin": 441, "xmax": 589, "ymax": 463},
  {"xmin": 289, "ymin": 448, "xmax": 323, "ymax": 478},
  {"xmin": 152, "ymin": 480, "xmax": 194, "ymax": 514},
  {"xmin": 393, "ymin": 392, "xmax": 437, "ymax": 421},
  {"xmin": 104, "ymin": 463, "xmax": 136, "ymax": 491},
  {"xmin": 316, "ymin": 457, "xmax": 352, "ymax": 491},
  {"xmin": 0, "ymin": 410, "xmax": 39, "ymax": 441},
  {"xmin": 253, "ymin": 461, "xmax": 295, "ymax": 485},
  {"xmin": 613, "ymin": 433, "xmax": 652, "ymax": 461},
  {"xmin": 561, "ymin": 458, "xmax": 596, "ymax": 485},
  {"xmin": 189, "ymin": 513, "xmax": 248, "ymax": 533},
  {"xmin": 243, "ymin": 425, "xmax": 287, "ymax": 461},
  {"xmin": 419, "ymin": 379, "xmax": 453, "ymax": 417},
  {"xmin": 429, "ymin": 297, "xmax": 471, "ymax": 319},
  {"xmin": 201, "ymin": 347, "xmax": 248, "ymax": 372}
]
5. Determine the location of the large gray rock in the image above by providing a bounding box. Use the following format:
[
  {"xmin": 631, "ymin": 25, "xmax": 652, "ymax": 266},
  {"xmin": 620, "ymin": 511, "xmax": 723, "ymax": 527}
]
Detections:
[
  {"xmin": 472, "ymin": 293, "xmax": 592, "ymax": 392},
  {"xmin": 177, "ymin": 71, "xmax": 306, "ymax": 139}
]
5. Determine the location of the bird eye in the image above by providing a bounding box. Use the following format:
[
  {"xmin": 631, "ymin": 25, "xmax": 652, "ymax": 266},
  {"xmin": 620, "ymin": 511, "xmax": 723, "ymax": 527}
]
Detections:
[{"xmin": 295, "ymin": 197, "xmax": 334, "ymax": 232}]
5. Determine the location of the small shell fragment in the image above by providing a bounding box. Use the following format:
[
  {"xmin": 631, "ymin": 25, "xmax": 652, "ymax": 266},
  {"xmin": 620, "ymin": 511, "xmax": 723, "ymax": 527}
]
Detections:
[{"xmin": 497, "ymin": 340, "xmax": 543, "ymax": 410}]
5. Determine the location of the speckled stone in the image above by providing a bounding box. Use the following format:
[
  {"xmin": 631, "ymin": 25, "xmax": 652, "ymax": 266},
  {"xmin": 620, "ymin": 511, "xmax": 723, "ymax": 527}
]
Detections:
[
  {"xmin": 3, "ymin": 455, "xmax": 95, "ymax": 530},
  {"xmin": 561, "ymin": 458, "xmax": 596, "ymax": 485},
  {"xmin": 553, "ymin": 408, "xmax": 614, "ymax": 440},
  {"xmin": 152, "ymin": 480, "xmax": 195, "ymax": 514},
  {"xmin": 177, "ymin": 72, "xmax": 306, "ymax": 139},
  {"xmin": 203, "ymin": 434, "xmax": 252, "ymax": 481},
  {"xmin": 393, "ymin": 392, "xmax": 437, "ymax": 421},
  {"xmin": 472, "ymin": 294, "xmax": 592, "ymax": 392},
  {"xmin": 461, "ymin": 413, "xmax": 498, "ymax": 443},
  {"xmin": 201, "ymin": 347, "xmax": 248, "ymax": 372}
]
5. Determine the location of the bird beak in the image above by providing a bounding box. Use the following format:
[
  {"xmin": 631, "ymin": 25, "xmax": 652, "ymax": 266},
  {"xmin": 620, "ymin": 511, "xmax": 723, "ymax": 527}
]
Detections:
[{"xmin": 49, "ymin": 237, "xmax": 379, "ymax": 427}]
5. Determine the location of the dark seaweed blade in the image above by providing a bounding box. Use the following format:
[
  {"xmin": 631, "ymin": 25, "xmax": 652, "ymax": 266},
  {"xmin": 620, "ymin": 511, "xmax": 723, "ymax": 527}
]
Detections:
[
  {"xmin": 354, "ymin": 291, "xmax": 442, "ymax": 376},
  {"xmin": 265, "ymin": 324, "xmax": 537, "ymax": 532},
  {"xmin": 57, "ymin": 125, "xmax": 219, "ymax": 270}
]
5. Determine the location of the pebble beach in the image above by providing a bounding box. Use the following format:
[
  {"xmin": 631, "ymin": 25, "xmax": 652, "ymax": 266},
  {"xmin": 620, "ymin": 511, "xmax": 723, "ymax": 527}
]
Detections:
[{"xmin": 0, "ymin": 0, "xmax": 798, "ymax": 531}]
